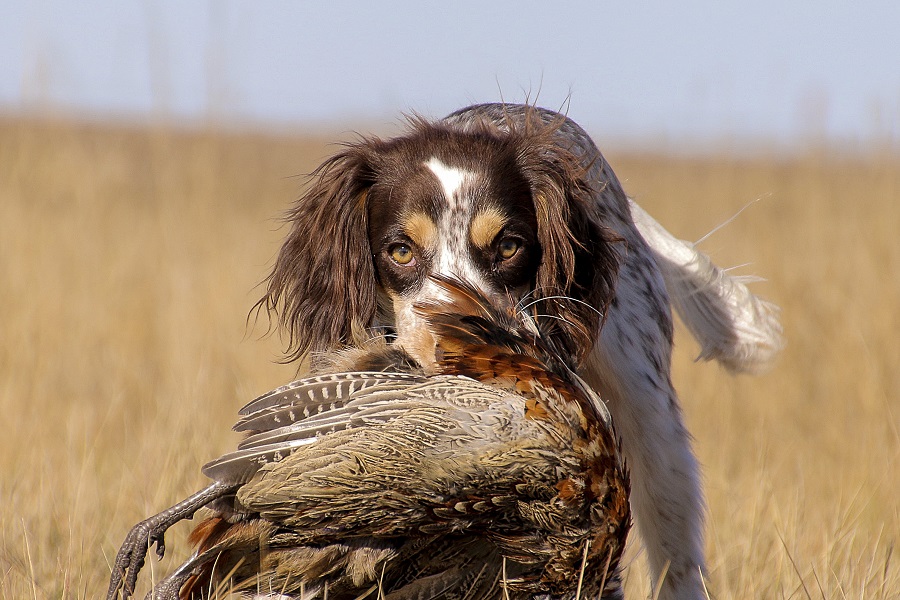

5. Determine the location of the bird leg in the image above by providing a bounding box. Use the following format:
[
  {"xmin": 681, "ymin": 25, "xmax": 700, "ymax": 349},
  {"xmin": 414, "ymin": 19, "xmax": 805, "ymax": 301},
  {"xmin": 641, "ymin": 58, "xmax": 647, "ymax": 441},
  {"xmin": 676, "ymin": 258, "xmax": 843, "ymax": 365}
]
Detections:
[{"xmin": 107, "ymin": 481, "xmax": 238, "ymax": 600}]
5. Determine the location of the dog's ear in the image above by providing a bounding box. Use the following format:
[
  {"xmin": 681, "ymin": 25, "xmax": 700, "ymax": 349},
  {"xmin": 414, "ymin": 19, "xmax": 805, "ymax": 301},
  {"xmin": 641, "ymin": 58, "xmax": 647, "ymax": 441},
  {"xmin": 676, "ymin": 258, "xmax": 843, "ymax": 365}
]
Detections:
[
  {"xmin": 515, "ymin": 123, "xmax": 623, "ymax": 364},
  {"xmin": 256, "ymin": 143, "xmax": 380, "ymax": 363}
]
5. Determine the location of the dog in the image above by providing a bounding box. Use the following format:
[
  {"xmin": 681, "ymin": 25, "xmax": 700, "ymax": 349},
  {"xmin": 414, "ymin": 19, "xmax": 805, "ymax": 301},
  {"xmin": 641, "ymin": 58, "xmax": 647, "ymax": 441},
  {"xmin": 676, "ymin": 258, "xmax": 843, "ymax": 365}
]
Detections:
[{"xmin": 257, "ymin": 103, "xmax": 783, "ymax": 599}]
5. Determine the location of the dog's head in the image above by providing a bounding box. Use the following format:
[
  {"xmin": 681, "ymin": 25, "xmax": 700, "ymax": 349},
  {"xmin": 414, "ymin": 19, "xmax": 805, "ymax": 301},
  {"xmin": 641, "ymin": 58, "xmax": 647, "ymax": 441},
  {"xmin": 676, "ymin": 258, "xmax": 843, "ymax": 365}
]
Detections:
[{"xmin": 259, "ymin": 111, "xmax": 621, "ymax": 369}]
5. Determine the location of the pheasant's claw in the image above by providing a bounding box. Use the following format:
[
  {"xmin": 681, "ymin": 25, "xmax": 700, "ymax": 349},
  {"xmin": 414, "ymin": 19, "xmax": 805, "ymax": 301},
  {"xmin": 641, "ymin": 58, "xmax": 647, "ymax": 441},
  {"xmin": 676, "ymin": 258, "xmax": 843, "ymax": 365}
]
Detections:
[
  {"xmin": 107, "ymin": 518, "xmax": 152, "ymax": 599},
  {"xmin": 154, "ymin": 534, "xmax": 166, "ymax": 561},
  {"xmin": 106, "ymin": 482, "xmax": 236, "ymax": 600}
]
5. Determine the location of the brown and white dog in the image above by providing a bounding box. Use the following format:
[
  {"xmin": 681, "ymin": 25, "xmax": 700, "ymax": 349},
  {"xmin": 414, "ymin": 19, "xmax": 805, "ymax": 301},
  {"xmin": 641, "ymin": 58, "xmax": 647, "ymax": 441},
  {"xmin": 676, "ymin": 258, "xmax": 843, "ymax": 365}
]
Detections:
[{"xmin": 258, "ymin": 103, "xmax": 782, "ymax": 600}]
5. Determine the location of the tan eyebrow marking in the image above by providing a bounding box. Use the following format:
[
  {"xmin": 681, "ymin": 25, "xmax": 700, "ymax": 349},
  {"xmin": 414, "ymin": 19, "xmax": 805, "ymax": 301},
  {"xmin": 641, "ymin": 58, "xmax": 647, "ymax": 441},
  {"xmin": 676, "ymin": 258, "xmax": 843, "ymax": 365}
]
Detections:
[
  {"xmin": 469, "ymin": 207, "xmax": 507, "ymax": 249},
  {"xmin": 402, "ymin": 211, "xmax": 438, "ymax": 251}
]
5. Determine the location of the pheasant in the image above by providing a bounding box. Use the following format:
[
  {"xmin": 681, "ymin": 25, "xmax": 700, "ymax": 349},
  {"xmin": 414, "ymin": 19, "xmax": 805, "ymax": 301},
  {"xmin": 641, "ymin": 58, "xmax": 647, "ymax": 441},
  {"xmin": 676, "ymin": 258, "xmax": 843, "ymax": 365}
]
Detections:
[{"xmin": 107, "ymin": 277, "xmax": 630, "ymax": 600}]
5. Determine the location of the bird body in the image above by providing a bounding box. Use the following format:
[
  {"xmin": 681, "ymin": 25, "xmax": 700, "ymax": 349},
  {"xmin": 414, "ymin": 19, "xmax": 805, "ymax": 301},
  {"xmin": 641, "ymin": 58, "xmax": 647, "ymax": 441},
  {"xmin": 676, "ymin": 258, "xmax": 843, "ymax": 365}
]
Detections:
[{"xmin": 108, "ymin": 279, "xmax": 629, "ymax": 600}]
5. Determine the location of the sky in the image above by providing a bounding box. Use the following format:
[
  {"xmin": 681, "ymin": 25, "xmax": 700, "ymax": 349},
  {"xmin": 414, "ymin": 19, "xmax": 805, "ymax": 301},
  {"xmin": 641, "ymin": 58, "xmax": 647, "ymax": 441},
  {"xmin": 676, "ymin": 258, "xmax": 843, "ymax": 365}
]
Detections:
[{"xmin": 1, "ymin": 1, "xmax": 898, "ymax": 147}]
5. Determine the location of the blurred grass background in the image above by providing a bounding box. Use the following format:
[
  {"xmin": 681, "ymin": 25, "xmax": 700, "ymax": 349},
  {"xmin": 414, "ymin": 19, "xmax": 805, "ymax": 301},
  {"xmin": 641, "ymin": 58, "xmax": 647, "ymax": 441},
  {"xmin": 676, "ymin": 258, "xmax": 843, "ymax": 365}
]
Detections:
[{"xmin": 0, "ymin": 116, "xmax": 896, "ymax": 598}]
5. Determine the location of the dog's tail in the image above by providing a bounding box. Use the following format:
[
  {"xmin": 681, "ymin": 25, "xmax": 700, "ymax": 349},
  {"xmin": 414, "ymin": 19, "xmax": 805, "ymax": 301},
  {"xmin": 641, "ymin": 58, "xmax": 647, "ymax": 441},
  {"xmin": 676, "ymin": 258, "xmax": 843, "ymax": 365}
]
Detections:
[{"xmin": 629, "ymin": 199, "xmax": 784, "ymax": 375}]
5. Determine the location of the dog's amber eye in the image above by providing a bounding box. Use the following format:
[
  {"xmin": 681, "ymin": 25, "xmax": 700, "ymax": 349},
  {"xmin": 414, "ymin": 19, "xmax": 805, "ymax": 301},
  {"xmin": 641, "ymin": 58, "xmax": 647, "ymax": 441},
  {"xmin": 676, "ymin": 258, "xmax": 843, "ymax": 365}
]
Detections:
[
  {"xmin": 497, "ymin": 238, "xmax": 520, "ymax": 260},
  {"xmin": 390, "ymin": 244, "xmax": 415, "ymax": 265}
]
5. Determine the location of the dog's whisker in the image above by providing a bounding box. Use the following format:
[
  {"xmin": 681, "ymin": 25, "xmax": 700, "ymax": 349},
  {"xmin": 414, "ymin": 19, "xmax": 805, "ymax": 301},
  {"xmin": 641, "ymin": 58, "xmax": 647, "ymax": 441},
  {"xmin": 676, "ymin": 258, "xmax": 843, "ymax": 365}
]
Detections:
[
  {"xmin": 532, "ymin": 313, "xmax": 580, "ymax": 330},
  {"xmin": 513, "ymin": 285, "xmax": 567, "ymax": 312},
  {"xmin": 518, "ymin": 295, "xmax": 604, "ymax": 319},
  {"xmin": 513, "ymin": 288, "xmax": 541, "ymax": 311}
]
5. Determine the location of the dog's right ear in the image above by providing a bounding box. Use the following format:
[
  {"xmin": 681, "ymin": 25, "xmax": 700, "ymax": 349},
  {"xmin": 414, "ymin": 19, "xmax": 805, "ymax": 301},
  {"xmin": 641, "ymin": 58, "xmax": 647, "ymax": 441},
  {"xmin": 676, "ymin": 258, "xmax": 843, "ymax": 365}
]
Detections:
[{"xmin": 256, "ymin": 142, "xmax": 380, "ymax": 363}]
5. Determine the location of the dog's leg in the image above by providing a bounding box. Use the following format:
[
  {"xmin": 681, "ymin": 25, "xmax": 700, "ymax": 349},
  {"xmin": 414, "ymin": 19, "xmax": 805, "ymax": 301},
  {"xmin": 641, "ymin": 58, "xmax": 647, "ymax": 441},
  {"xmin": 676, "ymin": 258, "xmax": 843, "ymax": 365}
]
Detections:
[{"xmin": 584, "ymin": 248, "xmax": 706, "ymax": 600}]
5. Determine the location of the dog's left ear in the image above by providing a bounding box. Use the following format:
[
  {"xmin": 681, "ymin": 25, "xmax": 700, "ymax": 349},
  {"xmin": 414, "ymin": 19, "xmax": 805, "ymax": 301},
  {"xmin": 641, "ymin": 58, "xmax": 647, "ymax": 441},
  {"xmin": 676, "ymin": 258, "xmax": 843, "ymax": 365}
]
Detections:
[
  {"xmin": 254, "ymin": 142, "xmax": 382, "ymax": 363},
  {"xmin": 515, "ymin": 126, "xmax": 623, "ymax": 364}
]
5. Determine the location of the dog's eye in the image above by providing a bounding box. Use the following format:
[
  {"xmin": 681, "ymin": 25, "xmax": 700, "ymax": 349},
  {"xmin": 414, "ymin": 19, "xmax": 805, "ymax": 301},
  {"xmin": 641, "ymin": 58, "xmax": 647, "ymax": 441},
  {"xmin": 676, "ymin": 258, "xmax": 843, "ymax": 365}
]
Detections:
[
  {"xmin": 389, "ymin": 244, "xmax": 416, "ymax": 266},
  {"xmin": 497, "ymin": 238, "xmax": 520, "ymax": 260}
]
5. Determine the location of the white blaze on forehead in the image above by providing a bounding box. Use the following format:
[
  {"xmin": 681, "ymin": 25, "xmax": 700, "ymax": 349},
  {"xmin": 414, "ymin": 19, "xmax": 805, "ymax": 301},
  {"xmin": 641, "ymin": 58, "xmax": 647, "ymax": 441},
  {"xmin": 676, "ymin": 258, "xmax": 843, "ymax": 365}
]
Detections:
[{"xmin": 425, "ymin": 157, "xmax": 469, "ymax": 209}]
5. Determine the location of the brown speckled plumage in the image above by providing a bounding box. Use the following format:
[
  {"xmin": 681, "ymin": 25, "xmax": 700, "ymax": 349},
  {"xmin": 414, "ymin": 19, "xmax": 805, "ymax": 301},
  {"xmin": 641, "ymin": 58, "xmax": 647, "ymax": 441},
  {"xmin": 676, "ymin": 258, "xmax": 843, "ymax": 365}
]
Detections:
[{"xmin": 107, "ymin": 278, "xmax": 629, "ymax": 600}]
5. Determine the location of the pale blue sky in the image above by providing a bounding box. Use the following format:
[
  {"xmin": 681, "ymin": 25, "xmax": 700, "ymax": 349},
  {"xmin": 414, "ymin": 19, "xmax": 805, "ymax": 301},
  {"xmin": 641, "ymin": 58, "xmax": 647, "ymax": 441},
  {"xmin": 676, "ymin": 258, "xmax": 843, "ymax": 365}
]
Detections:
[{"xmin": 1, "ymin": 1, "xmax": 898, "ymax": 146}]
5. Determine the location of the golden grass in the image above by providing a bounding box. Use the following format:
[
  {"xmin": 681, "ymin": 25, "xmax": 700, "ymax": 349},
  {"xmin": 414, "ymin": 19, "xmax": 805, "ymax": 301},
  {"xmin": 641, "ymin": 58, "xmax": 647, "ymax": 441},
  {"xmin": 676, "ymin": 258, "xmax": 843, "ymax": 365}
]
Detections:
[{"xmin": 0, "ymin": 116, "xmax": 897, "ymax": 599}]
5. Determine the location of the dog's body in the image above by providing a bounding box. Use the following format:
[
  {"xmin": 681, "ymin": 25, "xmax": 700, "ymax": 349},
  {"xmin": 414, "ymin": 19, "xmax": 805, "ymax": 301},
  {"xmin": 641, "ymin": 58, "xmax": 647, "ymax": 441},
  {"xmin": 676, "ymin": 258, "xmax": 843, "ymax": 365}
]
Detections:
[{"xmin": 262, "ymin": 104, "xmax": 782, "ymax": 599}]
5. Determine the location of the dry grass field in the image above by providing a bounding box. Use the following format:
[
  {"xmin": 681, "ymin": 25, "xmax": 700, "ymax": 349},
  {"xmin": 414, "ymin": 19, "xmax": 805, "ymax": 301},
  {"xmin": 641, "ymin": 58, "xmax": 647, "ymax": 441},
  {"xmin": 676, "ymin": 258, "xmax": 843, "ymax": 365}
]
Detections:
[{"xmin": 0, "ymin": 115, "xmax": 897, "ymax": 599}]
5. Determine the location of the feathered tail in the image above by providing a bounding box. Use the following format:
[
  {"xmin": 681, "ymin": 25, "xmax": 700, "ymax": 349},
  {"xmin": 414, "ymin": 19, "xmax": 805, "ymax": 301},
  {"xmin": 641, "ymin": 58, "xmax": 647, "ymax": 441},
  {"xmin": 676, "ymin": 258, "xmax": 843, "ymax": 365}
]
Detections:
[{"xmin": 629, "ymin": 199, "xmax": 784, "ymax": 374}]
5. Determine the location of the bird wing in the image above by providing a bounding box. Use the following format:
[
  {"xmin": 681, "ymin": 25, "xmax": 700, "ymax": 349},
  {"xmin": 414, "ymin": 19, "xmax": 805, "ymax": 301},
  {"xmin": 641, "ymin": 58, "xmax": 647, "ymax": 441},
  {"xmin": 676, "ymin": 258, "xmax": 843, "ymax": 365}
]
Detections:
[
  {"xmin": 203, "ymin": 372, "xmax": 580, "ymax": 538},
  {"xmin": 235, "ymin": 371, "xmax": 427, "ymax": 428}
]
